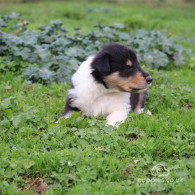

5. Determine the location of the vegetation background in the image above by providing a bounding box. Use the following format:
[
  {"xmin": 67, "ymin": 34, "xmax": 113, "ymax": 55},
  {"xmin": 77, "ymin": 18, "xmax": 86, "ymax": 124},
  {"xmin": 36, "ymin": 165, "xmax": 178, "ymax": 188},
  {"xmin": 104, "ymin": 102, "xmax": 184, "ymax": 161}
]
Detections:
[{"xmin": 0, "ymin": 0, "xmax": 194, "ymax": 194}]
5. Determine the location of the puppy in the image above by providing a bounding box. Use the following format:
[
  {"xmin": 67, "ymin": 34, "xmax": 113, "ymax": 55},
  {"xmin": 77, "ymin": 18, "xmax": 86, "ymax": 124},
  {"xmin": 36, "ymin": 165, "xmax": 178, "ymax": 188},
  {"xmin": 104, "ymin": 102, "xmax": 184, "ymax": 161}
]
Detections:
[{"xmin": 61, "ymin": 43, "xmax": 152, "ymax": 126}]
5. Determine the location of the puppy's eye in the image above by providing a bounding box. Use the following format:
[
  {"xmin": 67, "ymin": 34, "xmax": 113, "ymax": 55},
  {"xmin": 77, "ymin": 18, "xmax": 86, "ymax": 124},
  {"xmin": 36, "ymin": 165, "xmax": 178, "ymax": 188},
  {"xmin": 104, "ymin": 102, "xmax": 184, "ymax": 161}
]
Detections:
[{"xmin": 124, "ymin": 65, "xmax": 133, "ymax": 70}]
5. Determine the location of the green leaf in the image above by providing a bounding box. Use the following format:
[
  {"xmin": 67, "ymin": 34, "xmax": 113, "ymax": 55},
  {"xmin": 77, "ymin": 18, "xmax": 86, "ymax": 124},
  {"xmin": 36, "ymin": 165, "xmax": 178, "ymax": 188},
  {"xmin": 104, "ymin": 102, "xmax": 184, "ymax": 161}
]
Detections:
[{"xmin": 12, "ymin": 114, "xmax": 26, "ymax": 128}]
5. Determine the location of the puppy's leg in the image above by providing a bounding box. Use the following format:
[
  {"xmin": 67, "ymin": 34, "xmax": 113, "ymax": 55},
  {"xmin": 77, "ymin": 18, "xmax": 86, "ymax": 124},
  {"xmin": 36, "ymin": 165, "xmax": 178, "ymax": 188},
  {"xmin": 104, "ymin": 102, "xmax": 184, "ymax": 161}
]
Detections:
[
  {"xmin": 106, "ymin": 110, "xmax": 127, "ymax": 127},
  {"xmin": 61, "ymin": 83, "xmax": 80, "ymax": 119},
  {"xmin": 61, "ymin": 104, "xmax": 73, "ymax": 119},
  {"xmin": 130, "ymin": 91, "xmax": 147, "ymax": 113},
  {"xmin": 130, "ymin": 91, "xmax": 152, "ymax": 115},
  {"xmin": 61, "ymin": 96, "xmax": 80, "ymax": 119}
]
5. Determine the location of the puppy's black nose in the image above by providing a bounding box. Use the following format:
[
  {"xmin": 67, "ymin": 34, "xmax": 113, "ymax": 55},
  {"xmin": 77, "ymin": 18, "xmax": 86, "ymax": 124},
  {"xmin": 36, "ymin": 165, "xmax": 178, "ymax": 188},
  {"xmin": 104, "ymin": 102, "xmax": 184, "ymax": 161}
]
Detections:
[{"xmin": 146, "ymin": 76, "xmax": 152, "ymax": 84}]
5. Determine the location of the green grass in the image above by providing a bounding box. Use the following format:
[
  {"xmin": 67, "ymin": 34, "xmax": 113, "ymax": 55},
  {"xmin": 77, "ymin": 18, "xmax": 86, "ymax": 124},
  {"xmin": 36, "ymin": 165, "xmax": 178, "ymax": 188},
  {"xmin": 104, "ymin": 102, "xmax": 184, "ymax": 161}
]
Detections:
[
  {"xmin": 1, "ymin": 1, "xmax": 195, "ymax": 52},
  {"xmin": 0, "ymin": 1, "xmax": 195, "ymax": 38},
  {"xmin": 0, "ymin": 1, "xmax": 195, "ymax": 194}
]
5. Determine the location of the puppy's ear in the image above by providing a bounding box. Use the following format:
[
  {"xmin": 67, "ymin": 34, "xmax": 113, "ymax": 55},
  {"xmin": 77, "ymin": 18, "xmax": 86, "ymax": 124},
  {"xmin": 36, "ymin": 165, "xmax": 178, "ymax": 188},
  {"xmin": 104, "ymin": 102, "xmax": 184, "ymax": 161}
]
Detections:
[{"xmin": 91, "ymin": 54, "xmax": 110, "ymax": 75}]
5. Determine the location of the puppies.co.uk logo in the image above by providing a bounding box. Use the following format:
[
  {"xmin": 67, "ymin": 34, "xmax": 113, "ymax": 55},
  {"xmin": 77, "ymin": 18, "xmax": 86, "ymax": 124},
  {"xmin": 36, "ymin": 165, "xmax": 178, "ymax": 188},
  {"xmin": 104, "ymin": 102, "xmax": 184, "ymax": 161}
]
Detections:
[
  {"xmin": 151, "ymin": 163, "xmax": 169, "ymax": 177},
  {"xmin": 137, "ymin": 163, "xmax": 184, "ymax": 184}
]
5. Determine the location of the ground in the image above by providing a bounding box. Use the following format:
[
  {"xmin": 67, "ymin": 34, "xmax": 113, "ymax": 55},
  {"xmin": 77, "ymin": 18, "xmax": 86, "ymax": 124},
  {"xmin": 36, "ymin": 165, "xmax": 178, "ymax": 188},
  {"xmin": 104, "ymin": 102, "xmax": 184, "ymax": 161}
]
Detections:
[{"xmin": 0, "ymin": 1, "xmax": 195, "ymax": 194}]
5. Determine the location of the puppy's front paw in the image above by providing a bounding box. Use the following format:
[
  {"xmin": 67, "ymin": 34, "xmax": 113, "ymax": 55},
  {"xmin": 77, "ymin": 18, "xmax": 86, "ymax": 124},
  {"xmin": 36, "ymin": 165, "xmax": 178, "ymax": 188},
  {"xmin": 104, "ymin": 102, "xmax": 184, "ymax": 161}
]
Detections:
[
  {"xmin": 136, "ymin": 108, "xmax": 144, "ymax": 114},
  {"xmin": 106, "ymin": 111, "xmax": 127, "ymax": 127}
]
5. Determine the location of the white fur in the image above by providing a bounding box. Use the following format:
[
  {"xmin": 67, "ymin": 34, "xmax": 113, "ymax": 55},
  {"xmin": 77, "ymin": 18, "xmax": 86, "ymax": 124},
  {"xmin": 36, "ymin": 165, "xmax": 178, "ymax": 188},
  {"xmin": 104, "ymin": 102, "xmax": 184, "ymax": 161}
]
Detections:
[{"xmin": 67, "ymin": 56, "xmax": 131, "ymax": 126}]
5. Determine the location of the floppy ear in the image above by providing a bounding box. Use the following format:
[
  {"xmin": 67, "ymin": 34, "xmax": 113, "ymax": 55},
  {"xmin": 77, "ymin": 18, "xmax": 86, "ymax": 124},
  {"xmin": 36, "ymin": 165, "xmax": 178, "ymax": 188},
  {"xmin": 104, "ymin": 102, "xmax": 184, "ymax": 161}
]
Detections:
[{"xmin": 91, "ymin": 54, "xmax": 110, "ymax": 75}]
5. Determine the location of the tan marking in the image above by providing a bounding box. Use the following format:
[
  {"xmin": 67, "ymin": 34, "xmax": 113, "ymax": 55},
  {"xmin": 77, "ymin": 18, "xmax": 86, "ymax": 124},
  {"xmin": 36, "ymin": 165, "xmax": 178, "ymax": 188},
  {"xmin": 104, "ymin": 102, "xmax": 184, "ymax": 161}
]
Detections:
[
  {"xmin": 104, "ymin": 72, "xmax": 146, "ymax": 92},
  {"xmin": 126, "ymin": 60, "xmax": 132, "ymax": 66}
]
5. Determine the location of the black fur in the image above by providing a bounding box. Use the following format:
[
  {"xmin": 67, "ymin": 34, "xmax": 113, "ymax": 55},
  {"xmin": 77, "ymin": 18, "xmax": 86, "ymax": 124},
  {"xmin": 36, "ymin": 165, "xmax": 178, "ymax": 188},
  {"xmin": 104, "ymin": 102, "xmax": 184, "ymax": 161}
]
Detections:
[
  {"xmin": 91, "ymin": 43, "xmax": 150, "ymax": 84},
  {"xmin": 61, "ymin": 83, "xmax": 80, "ymax": 117},
  {"xmin": 130, "ymin": 92, "xmax": 147, "ymax": 111},
  {"xmin": 91, "ymin": 53, "xmax": 110, "ymax": 88}
]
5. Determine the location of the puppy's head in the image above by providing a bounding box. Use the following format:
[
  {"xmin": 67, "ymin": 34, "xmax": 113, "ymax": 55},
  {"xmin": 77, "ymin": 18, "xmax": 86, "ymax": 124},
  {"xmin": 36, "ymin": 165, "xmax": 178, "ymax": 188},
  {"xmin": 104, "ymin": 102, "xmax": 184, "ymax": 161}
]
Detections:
[{"xmin": 91, "ymin": 43, "xmax": 152, "ymax": 93}]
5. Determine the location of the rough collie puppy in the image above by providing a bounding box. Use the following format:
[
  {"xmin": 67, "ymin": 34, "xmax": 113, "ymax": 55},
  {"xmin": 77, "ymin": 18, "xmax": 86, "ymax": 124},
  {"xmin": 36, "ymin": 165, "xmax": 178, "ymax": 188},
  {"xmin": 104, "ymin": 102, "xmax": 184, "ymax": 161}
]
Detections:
[{"xmin": 61, "ymin": 43, "xmax": 152, "ymax": 126}]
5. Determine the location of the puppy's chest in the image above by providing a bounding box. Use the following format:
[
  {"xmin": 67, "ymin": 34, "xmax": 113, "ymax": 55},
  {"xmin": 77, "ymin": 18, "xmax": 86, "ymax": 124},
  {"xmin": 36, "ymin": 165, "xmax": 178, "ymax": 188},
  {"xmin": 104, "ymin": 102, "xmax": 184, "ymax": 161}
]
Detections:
[{"xmin": 74, "ymin": 92, "xmax": 131, "ymax": 116}]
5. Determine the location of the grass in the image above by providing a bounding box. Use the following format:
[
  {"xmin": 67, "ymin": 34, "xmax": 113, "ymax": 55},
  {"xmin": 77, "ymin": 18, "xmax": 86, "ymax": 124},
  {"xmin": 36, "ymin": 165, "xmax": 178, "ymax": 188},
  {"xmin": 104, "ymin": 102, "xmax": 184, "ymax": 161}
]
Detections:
[
  {"xmin": 0, "ymin": 1, "xmax": 195, "ymax": 194},
  {"xmin": 0, "ymin": 1, "xmax": 195, "ymax": 52},
  {"xmin": 0, "ymin": 2, "xmax": 195, "ymax": 38}
]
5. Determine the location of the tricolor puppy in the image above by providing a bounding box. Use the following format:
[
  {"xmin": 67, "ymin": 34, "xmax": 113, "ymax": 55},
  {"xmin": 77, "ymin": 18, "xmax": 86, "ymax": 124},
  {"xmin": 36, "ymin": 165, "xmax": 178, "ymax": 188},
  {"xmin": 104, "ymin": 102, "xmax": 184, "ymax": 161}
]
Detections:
[{"xmin": 61, "ymin": 43, "xmax": 152, "ymax": 126}]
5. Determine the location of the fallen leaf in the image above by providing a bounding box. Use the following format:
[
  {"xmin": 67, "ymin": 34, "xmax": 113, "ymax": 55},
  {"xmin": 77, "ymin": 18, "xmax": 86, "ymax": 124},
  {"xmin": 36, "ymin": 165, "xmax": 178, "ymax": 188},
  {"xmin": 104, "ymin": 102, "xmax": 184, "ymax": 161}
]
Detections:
[{"xmin": 26, "ymin": 177, "xmax": 47, "ymax": 194}]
